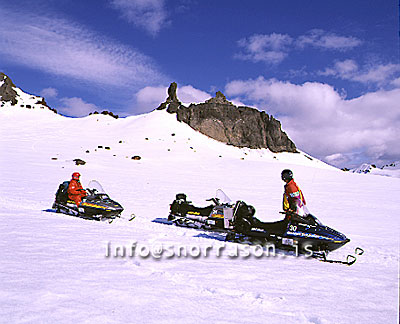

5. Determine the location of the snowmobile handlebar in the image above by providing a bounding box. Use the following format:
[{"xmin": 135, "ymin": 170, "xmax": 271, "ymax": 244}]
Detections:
[
  {"xmin": 206, "ymin": 197, "xmax": 220, "ymax": 205},
  {"xmin": 279, "ymin": 210, "xmax": 305, "ymax": 217},
  {"xmin": 85, "ymin": 188, "xmax": 97, "ymax": 195},
  {"xmin": 279, "ymin": 210, "xmax": 297, "ymax": 216}
]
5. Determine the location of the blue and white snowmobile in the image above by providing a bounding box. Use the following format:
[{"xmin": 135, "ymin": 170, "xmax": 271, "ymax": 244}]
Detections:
[
  {"xmin": 162, "ymin": 190, "xmax": 361, "ymax": 264},
  {"xmin": 52, "ymin": 180, "xmax": 124, "ymax": 221}
]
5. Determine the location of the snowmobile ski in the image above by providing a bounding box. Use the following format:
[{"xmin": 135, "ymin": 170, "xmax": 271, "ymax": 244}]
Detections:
[
  {"xmin": 313, "ymin": 247, "xmax": 364, "ymax": 266},
  {"xmin": 314, "ymin": 251, "xmax": 356, "ymax": 266}
]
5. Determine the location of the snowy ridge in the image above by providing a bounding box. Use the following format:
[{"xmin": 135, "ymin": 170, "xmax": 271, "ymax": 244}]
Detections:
[
  {"xmin": 382, "ymin": 161, "xmax": 400, "ymax": 170},
  {"xmin": 0, "ymin": 77, "xmax": 56, "ymax": 113},
  {"xmin": 351, "ymin": 162, "xmax": 400, "ymax": 178},
  {"xmin": 351, "ymin": 163, "xmax": 377, "ymax": 174},
  {"xmin": 0, "ymin": 105, "xmax": 335, "ymax": 168},
  {"xmin": 0, "ymin": 106, "xmax": 399, "ymax": 323}
]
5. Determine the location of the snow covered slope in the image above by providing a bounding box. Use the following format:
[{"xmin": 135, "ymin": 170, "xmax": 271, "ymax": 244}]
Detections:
[
  {"xmin": 351, "ymin": 162, "xmax": 400, "ymax": 178},
  {"xmin": 0, "ymin": 106, "xmax": 399, "ymax": 324},
  {"xmin": 0, "ymin": 77, "xmax": 56, "ymax": 114}
]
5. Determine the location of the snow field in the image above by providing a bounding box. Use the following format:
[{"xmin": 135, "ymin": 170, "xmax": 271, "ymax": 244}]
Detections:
[{"xmin": 0, "ymin": 107, "xmax": 398, "ymax": 323}]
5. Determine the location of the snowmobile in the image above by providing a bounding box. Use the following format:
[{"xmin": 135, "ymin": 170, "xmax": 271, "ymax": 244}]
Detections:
[
  {"xmin": 163, "ymin": 190, "xmax": 356, "ymax": 263},
  {"xmin": 52, "ymin": 180, "xmax": 124, "ymax": 221}
]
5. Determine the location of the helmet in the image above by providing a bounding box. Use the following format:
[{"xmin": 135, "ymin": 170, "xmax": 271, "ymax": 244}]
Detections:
[
  {"xmin": 72, "ymin": 172, "xmax": 81, "ymax": 180},
  {"xmin": 281, "ymin": 169, "xmax": 293, "ymax": 182}
]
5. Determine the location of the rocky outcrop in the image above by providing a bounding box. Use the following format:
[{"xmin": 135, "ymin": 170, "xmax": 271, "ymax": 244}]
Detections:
[
  {"xmin": 156, "ymin": 82, "xmax": 182, "ymax": 113},
  {"xmin": 0, "ymin": 72, "xmax": 18, "ymax": 105},
  {"xmin": 157, "ymin": 83, "xmax": 297, "ymax": 153},
  {"xmin": 89, "ymin": 110, "xmax": 119, "ymax": 119},
  {"xmin": 0, "ymin": 72, "xmax": 58, "ymax": 113}
]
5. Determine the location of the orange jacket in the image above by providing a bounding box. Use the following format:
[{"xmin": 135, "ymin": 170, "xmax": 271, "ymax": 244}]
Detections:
[
  {"xmin": 283, "ymin": 179, "xmax": 306, "ymax": 212},
  {"xmin": 68, "ymin": 179, "xmax": 87, "ymax": 206}
]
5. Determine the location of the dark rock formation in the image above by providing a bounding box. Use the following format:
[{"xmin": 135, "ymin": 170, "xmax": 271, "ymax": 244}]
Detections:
[
  {"xmin": 89, "ymin": 110, "xmax": 119, "ymax": 119},
  {"xmin": 0, "ymin": 73, "xmax": 18, "ymax": 105},
  {"xmin": 101, "ymin": 110, "xmax": 119, "ymax": 118},
  {"xmin": 35, "ymin": 97, "xmax": 58, "ymax": 114},
  {"xmin": 157, "ymin": 83, "xmax": 297, "ymax": 153},
  {"xmin": 156, "ymin": 82, "xmax": 182, "ymax": 113},
  {"xmin": 0, "ymin": 72, "xmax": 58, "ymax": 113}
]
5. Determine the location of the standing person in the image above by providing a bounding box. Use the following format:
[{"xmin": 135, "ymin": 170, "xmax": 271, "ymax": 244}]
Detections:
[
  {"xmin": 281, "ymin": 169, "xmax": 307, "ymax": 216},
  {"xmin": 68, "ymin": 172, "xmax": 87, "ymax": 206}
]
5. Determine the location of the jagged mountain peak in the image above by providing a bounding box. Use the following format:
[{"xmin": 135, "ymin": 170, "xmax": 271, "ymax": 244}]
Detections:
[
  {"xmin": 157, "ymin": 82, "xmax": 297, "ymax": 153},
  {"xmin": 205, "ymin": 91, "xmax": 234, "ymax": 105},
  {"xmin": 0, "ymin": 72, "xmax": 57, "ymax": 114},
  {"xmin": 0, "ymin": 72, "xmax": 18, "ymax": 105},
  {"xmin": 1, "ymin": 72, "xmax": 15, "ymax": 86}
]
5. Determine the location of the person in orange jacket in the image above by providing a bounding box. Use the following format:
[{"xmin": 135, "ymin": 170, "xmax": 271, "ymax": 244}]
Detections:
[
  {"xmin": 68, "ymin": 172, "xmax": 87, "ymax": 206},
  {"xmin": 281, "ymin": 169, "xmax": 307, "ymax": 216}
]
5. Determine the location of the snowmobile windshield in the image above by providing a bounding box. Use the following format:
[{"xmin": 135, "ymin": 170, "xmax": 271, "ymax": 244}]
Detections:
[
  {"xmin": 87, "ymin": 180, "xmax": 106, "ymax": 194},
  {"xmin": 302, "ymin": 206, "xmax": 323, "ymax": 225},
  {"xmin": 215, "ymin": 189, "xmax": 231, "ymax": 204},
  {"xmin": 307, "ymin": 214, "xmax": 323, "ymax": 225}
]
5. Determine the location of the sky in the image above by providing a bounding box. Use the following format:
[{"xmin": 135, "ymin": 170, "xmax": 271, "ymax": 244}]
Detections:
[{"xmin": 0, "ymin": 0, "xmax": 399, "ymax": 168}]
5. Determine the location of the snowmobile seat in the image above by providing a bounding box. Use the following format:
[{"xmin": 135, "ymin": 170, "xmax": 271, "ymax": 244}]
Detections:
[
  {"xmin": 179, "ymin": 203, "xmax": 213, "ymax": 216},
  {"xmin": 287, "ymin": 212, "xmax": 318, "ymax": 225},
  {"xmin": 253, "ymin": 219, "xmax": 288, "ymax": 235}
]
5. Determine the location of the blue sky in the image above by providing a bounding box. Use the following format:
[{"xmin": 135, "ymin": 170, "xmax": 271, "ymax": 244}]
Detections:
[{"xmin": 0, "ymin": 0, "xmax": 399, "ymax": 168}]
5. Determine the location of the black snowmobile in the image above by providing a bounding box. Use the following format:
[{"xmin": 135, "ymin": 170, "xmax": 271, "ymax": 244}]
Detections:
[
  {"xmin": 52, "ymin": 180, "xmax": 124, "ymax": 221},
  {"xmin": 161, "ymin": 190, "xmax": 358, "ymax": 263}
]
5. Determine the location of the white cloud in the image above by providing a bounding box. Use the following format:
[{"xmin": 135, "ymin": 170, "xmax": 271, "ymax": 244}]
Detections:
[
  {"xmin": 332, "ymin": 59, "xmax": 358, "ymax": 75},
  {"xmin": 324, "ymin": 153, "xmax": 351, "ymax": 167},
  {"xmin": 320, "ymin": 60, "xmax": 400, "ymax": 85},
  {"xmin": 39, "ymin": 88, "xmax": 58, "ymax": 98},
  {"xmin": 225, "ymin": 77, "xmax": 400, "ymax": 167},
  {"xmin": 296, "ymin": 29, "xmax": 362, "ymax": 50},
  {"xmin": 109, "ymin": 0, "xmax": 169, "ymax": 35},
  {"xmin": 0, "ymin": 6, "xmax": 166, "ymax": 88},
  {"xmin": 353, "ymin": 64, "xmax": 400, "ymax": 84},
  {"xmin": 178, "ymin": 85, "xmax": 211, "ymax": 104},
  {"xmin": 392, "ymin": 77, "xmax": 400, "ymax": 87},
  {"xmin": 236, "ymin": 30, "xmax": 362, "ymax": 65},
  {"xmin": 59, "ymin": 97, "xmax": 100, "ymax": 117},
  {"xmin": 236, "ymin": 33, "xmax": 293, "ymax": 65},
  {"xmin": 135, "ymin": 86, "xmax": 168, "ymax": 112}
]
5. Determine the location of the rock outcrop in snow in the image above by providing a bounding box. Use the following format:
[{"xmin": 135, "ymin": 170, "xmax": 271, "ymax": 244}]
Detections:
[
  {"xmin": 89, "ymin": 110, "xmax": 119, "ymax": 119},
  {"xmin": 351, "ymin": 163, "xmax": 377, "ymax": 174},
  {"xmin": 0, "ymin": 72, "xmax": 57, "ymax": 114},
  {"xmin": 382, "ymin": 161, "xmax": 399, "ymax": 170},
  {"xmin": 0, "ymin": 72, "xmax": 18, "ymax": 105},
  {"xmin": 157, "ymin": 82, "xmax": 297, "ymax": 153},
  {"xmin": 350, "ymin": 162, "xmax": 400, "ymax": 178},
  {"xmin": 156, "ymin": 82, "xmax": 181, "ymax": 113}
]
